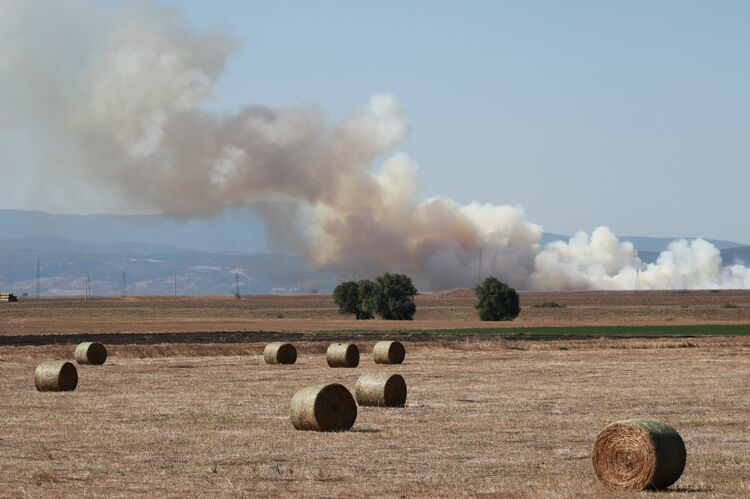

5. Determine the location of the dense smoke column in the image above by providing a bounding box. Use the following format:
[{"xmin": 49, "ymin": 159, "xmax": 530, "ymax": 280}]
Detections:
[{"xmin": 1, "ymin": 0, "xmax": 748, "ymax": 291}]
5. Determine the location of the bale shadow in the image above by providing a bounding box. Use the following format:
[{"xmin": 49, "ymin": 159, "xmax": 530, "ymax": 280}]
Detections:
[{"xmin": 664, "ymin": 487, "xmax": 714, "ymax": 494}]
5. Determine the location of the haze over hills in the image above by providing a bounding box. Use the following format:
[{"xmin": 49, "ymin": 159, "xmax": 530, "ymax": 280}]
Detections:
[
  {"xmin": 4, "ymin": 208, "xmax": 747, "ymax": 255},
  {"xmin": 0, "ymin": 235, "xmax": 334, "ymax": 296},
  {"xmin": 539, "ymin": 232, "xmax": 746, "ymax": 252},
  {"xmin": 0, "ymin": 206, "xmax": 327, "ymax": 295},
  {"xmin": 0, "ymin": 205, "xmax": 269, "ymax": 253},
  {"xmin": 1, "ymin": 208, "xmax": 748, "ymax": 296}
]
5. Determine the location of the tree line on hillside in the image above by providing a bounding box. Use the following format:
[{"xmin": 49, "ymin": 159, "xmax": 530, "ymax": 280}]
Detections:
[{"xmin": 333, "ymin": 273, "xmax": 520, "ymax": 321}]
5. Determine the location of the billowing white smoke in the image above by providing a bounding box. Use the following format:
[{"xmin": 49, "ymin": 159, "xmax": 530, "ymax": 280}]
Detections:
[
  {"xmin": 530, "ymin": 227, "xmax": 750, "ymax": 290},
  {"xmin": 1, "ymin": 0, "xmax": 748, "ymax": 291}
]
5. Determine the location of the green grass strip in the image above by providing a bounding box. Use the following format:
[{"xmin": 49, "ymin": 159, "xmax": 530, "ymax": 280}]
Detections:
[{"xmin": 341, "ymin": 324, "xmax": 750, "ymax": 337}]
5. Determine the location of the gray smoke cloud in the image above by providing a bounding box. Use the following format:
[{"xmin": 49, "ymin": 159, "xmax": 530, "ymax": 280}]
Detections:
[{"xmin": 2, "ymin": 0, "xmax": 749, "ymax": 291}]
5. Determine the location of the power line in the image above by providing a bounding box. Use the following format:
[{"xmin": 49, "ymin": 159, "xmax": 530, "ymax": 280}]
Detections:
[{"xmin": 36, "ymin": 257, "xmax": 40, "ymax": 299}]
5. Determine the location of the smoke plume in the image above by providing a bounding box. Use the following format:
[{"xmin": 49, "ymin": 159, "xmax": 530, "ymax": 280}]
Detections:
[{"xmin": 2, "ymin": 0, "xmax": 748, "ymax": 291}]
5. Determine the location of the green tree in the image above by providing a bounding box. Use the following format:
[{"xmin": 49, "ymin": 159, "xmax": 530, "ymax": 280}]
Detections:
[
  {"xmin": 357, "ymin": 279, "xmax": 379, "ymax": 319},
  {"xmin": 374, "ymin": 272, "xmax": 417, "ymax": 320},
  {"xmin": 474, "ymin": 276, "xmax": 520, "ymax": 321},
  {"xmin": 333, "ymin": 281, "xmax": 374, "ymax": 320}
]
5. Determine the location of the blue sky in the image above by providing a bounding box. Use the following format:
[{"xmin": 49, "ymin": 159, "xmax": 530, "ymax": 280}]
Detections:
[
  {"xmin": 168, "ymin": 1, "xmax": 750, "ymax": 242},
  {"xmin": 4, "ymin": 1, "xmax": 750, "ymax": 243}
]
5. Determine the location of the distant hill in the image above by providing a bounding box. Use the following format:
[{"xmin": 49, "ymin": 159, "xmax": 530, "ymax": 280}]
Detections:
[
  {"xmin": 721, "ymin": 246, "xmax": 750, "ymax": 265},
  {"xmin": 0, "ymin": 235, "xmax": 188, "ymax": 254},
  {"xmin": 0, "ymin": 236, "xmax": 334, "ymax": 296},
  {"xmin": 1, "ymin": 208, "xmax": 748, "ymax": 295},
  {"xmin": 0, "ymin": 205, "xmax": 268, "ymax": 253},
  {"xmin": 3, "ymin": 208, "xmax": 746, "ymax": 256}
]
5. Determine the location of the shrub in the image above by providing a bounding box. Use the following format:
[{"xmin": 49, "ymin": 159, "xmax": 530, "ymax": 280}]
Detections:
[
  {"xmin": 474, "ymin": 276, "xmax": 520, "ymax": 321},
  {"xmin": 373, "ymin": 272, "xmax": 417, "ymax": 320},
  {"xmin": 532, "ymin": 301, "xmax": 565, "ymax": 308}
]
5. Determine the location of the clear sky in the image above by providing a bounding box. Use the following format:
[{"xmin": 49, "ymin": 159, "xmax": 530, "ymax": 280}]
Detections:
[{"xmin": 5, "ymin": 1, "xmax": 750, "ymax": 242}]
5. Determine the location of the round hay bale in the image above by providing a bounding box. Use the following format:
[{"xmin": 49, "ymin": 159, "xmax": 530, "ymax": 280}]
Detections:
[
  {"xmin": 34, "ymin": 361, "xmax": 78, "ymax": 392},
  {"xmin": 372, "ymin": 340, "xmax": 405, "ymax": 364},
  {"xmin": 355, "ymin": 373, "xmax": 407, "ymax": 407},
  {"xmin": 326, "ymin": 343, "xmax": 359, "ymax": 368},
  {"xmin": 74, "ymin": 341, "xmax": 108, "ymax": 365},
  {"xmin": 592, "ymin": 419, "xmax": 686, "ymax": 490},
  {"xmin": 263, "ymin": 342, "xmax": 297, "ymax": 364},
  {"xmin": 289, "ymin": 383, "xmax": 357, "ymax": 431}
]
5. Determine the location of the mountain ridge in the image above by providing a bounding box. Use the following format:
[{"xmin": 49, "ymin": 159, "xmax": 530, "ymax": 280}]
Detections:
[
  {"xmin": 4, "ymin": 208, "xmax": 747, "ymax": 254},
  {"xmin": 1, "ymin": 208, "xmax": 748, "ymax": 295}
]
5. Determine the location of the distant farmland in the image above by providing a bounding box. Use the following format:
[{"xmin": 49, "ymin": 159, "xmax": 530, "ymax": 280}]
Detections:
[{"xmin": 2, "ymin": 289, "xmax": 750, "ymax": 337}]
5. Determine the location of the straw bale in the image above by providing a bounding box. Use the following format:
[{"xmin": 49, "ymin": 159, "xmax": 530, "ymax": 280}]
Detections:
[
  {"xmin": 34, "ymin": 361, "xmax": 78, "ymax": 392},
  {"xmin": 355, "ymin": 373, "xmax": 407, "ymax": 407},
  {"xmin": 289, "ymin": 383, "xmax": 357, "ymax": 431},
  {"xmin": 264, "ymin": 342, "xmax": 297, "ymax": 364},
  {"xmin": 74, "ymin": 341, "xmax": 108, "ymax": 365},
  {"xmin": 592, "ymin": 419, "xmax": 686, "ymax": 490},
  {"xmin": 372, "ymin": 341, "xmax": 405, "ymax": 364},
  {"xmin": 326, "ymin": 343, "xmax": 359, "ymax": 368}
]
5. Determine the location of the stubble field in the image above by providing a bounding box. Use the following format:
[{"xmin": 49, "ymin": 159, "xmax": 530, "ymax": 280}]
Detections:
[{"xmin": 1, "ymin": 290, "xmax": 749, "ymax": 497}]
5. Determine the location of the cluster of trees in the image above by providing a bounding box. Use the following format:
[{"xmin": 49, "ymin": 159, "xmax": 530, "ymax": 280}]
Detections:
[
  {"xmin": 334, "ymin": 272, "xmax": 521, "ymax": 322},
  {"xmin": 333, "ymin": 273, "xmax": 418, "ymax": 320}
]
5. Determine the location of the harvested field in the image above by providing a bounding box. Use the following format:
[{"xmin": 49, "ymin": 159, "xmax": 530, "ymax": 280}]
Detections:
[
  {"xmin": 0, "ymin": 337, "xmax": 748, "ymax": 497},
  {"xmin": 1, "ymin": 289, "xmax": 750, "ymax": 337},
  {"xmin": 1, "ymin": 292, "xmax": 748, "ymax": 496}
]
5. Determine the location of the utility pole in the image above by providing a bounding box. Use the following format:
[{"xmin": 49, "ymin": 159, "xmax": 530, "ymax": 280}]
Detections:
[
  {"xmin": 36, "ymin": 257, "xmax": 40, "ymax": 299},
  {"xmin": 635, "ymin": 269, "xmax": 640, "ymax": 291},
  {"xmin": 174, "ymin": 272, "xmax": 177, "ymax": 299},
  {"xmin": 477, "ymin": 247, "xmax": 483, "ymax": 283},
  {"xmin": 235, "ymin": 273, "xmax": 240, "ymax": 299},
  {"xmin": 84, "ymin": 271, "xmax": 88, "ymax": 301},
  {"xmin": 122, "ymin": 272, "xmax": 127, "ymax": 298}
]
